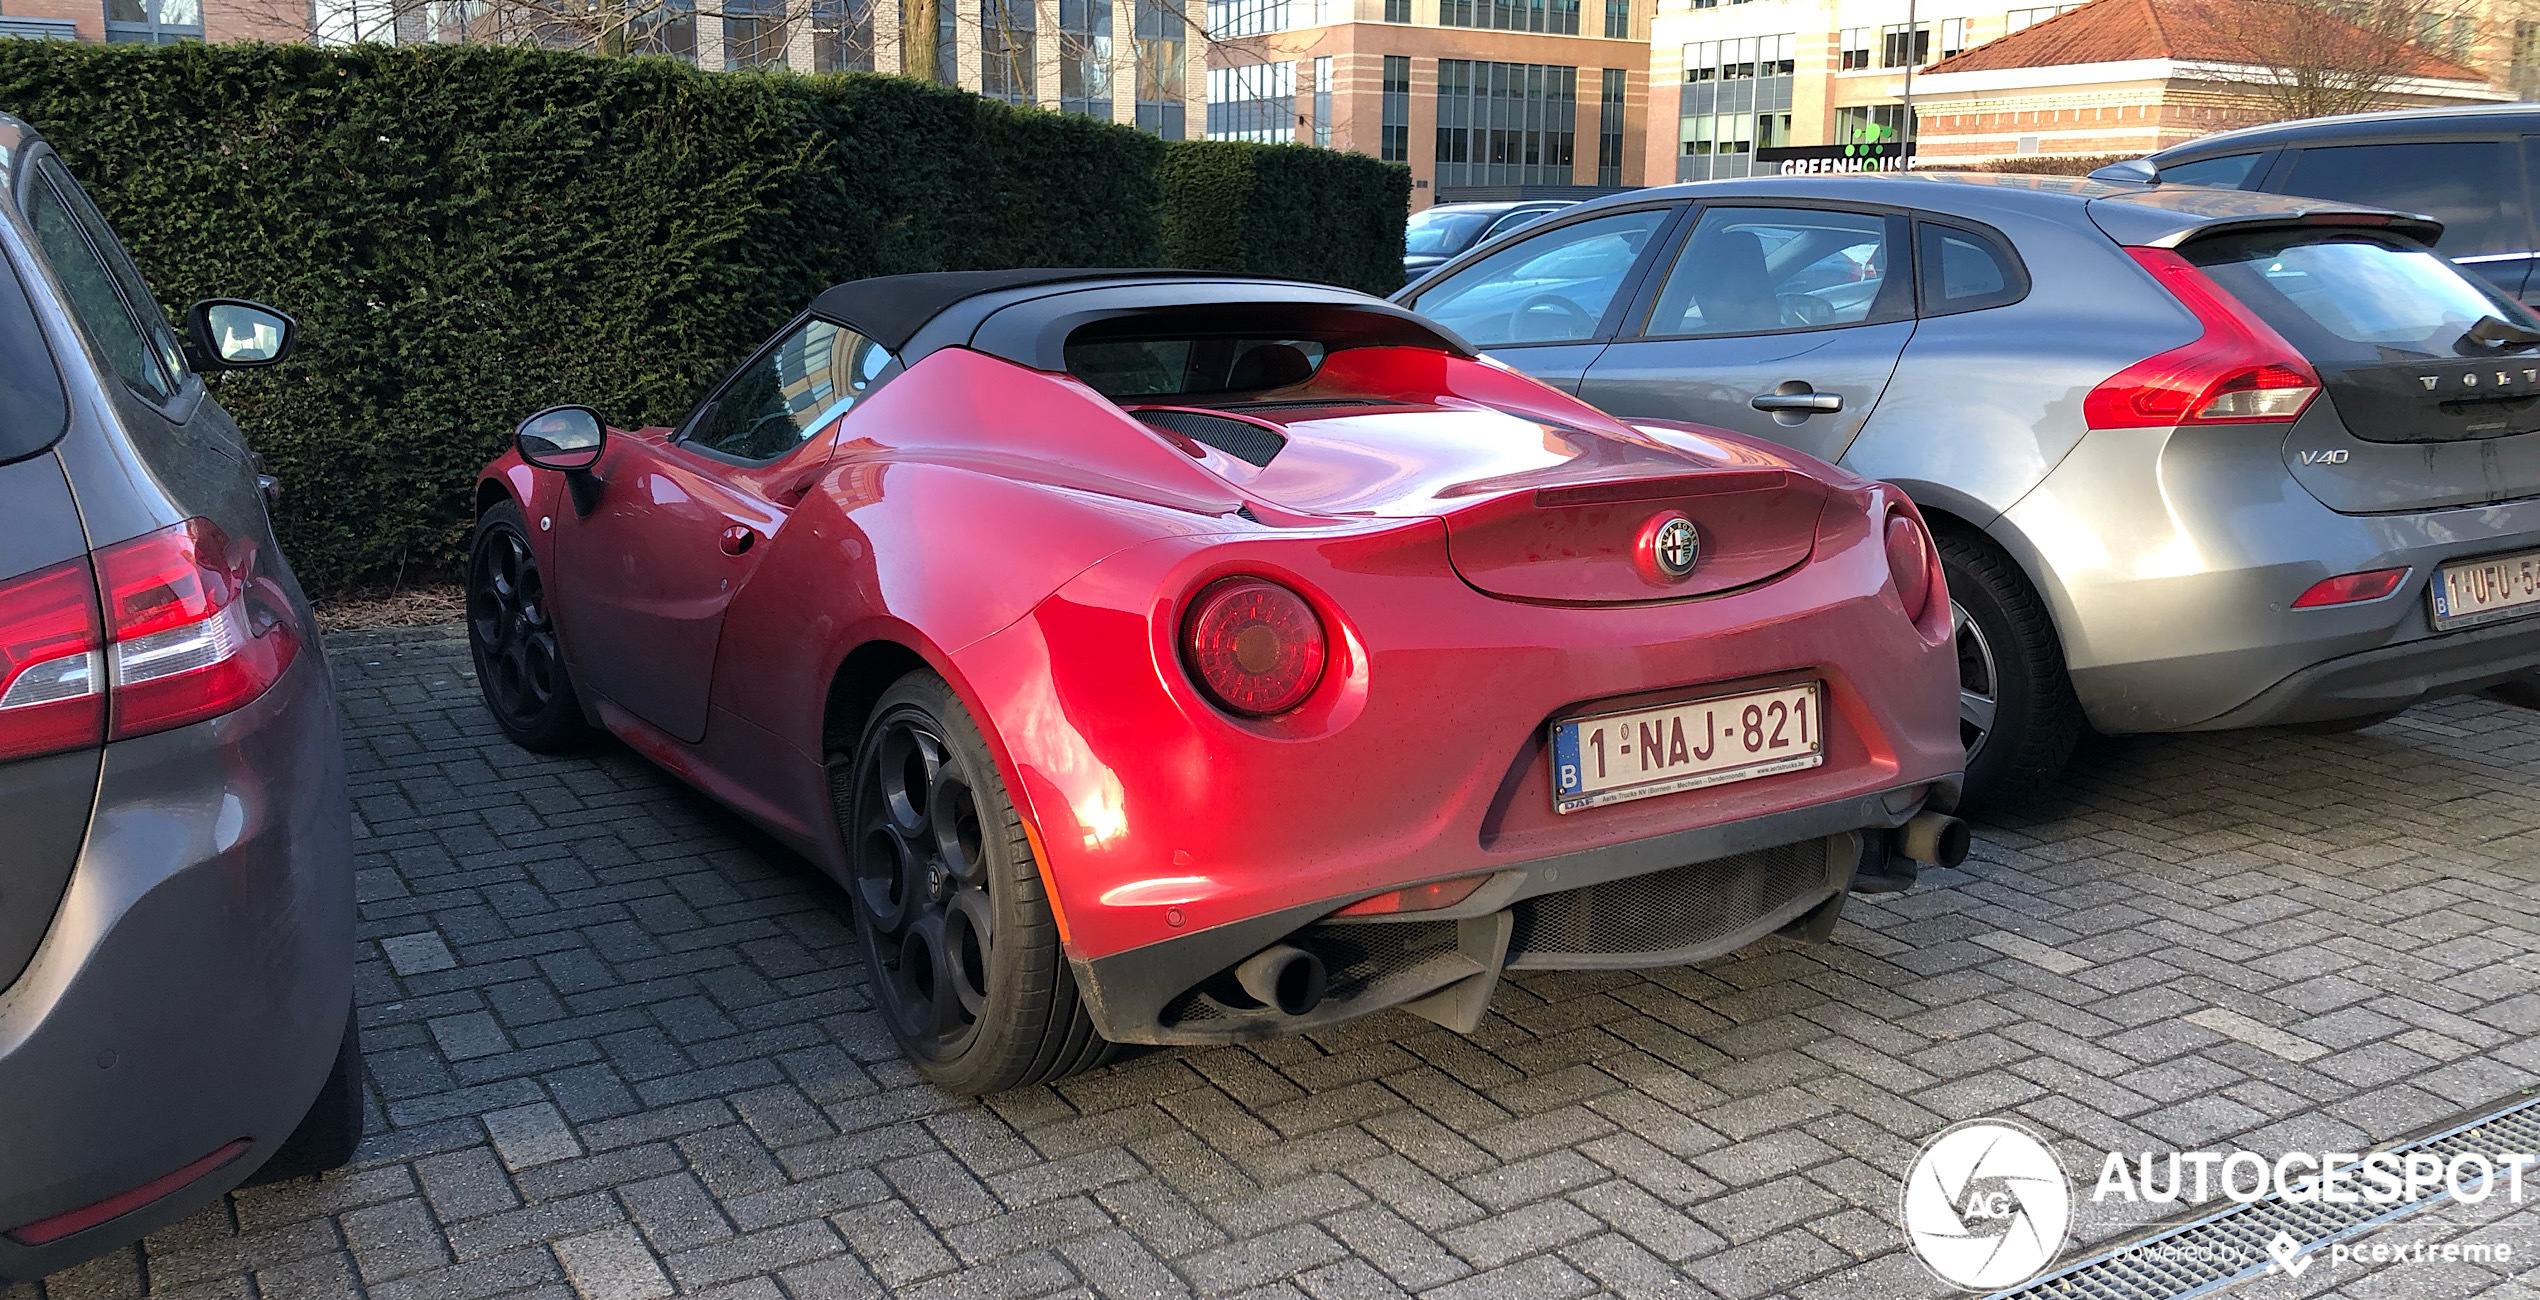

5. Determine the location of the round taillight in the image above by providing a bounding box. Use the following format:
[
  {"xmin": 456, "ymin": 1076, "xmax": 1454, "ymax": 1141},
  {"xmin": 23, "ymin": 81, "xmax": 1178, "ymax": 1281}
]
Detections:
[
  {"xmin": 1885, "ymin": 510, "xmax": 1934, "ymax": 621},
  {"xmin": 1182, "ymin": 578, "xmax": 1328, "ymax": 717}
]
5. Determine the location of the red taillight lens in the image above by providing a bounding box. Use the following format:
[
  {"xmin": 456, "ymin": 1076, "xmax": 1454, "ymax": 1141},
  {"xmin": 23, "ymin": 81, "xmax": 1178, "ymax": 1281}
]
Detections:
[
  {"xmin": 94, "ymin": 518, "xmax": 298, "ymax": 740},
  {"xmin": 1334, "ymin": 873, "xmax": 1489, "ymax": 917},
  {"xmin": 1884, "ymin": 509, "xmax": 1935, "ymax": 621},
  {"xmin": 2084, "ymin": 248, "xmax": 2322, "ymax": 430},
  {"xmin": 0, "ymin": 557, "xmax": 106, "ymax": 762},
  {"xmin": 1182, "ymin": 577, "xmax": 1328, "ymax": 717},
  {"xmin": 2292, "ymin": 567, "xmax": 2408, "ymax": 608}
]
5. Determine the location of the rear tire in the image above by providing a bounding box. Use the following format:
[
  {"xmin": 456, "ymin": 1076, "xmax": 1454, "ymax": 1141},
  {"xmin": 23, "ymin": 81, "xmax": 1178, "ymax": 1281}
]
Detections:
[
  {"xmin": 1940, "ymin": 531, "xmax": 2082, "ymax": 811},
  {"xmin": 467, "ymin": 500, "xmax": 597, "ymax": 753},
  {"xmin": 838, "ymin": 671, "xmax": 1112, "ymax": 1095},
  {"xmin": 248, "ymin": 1009, "xmax": 363, "ymax": 1184}
]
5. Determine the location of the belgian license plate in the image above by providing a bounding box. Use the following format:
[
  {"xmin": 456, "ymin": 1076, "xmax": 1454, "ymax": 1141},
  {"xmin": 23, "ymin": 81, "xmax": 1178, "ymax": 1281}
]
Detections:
[
  {"xmin": 1550, "ymin": 683, "xmax": 1824, "ymax": 814},
  {"xmin": 2430, "ymin": 548, "xmax": 2540, "ymax": 631}
]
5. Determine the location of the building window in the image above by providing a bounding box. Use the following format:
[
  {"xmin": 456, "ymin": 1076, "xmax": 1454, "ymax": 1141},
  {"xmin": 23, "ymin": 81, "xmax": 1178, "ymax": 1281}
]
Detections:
[
  {"xmin": 982, "ymin": 0, "xmax": 1037, "ymax": 102},
  {"xmin": 1136, "ymin": 0, "xmax": 1186, "ymax": 138},
  {"xmin": 1313, "ymin": 55, "xmax": 1333, "ymax": 146},
  {"xmin": 1836, "ymin": 102, "xmax": 1911, "ymax": 145},
  {"xmin": 1678, "ymin": 34, "xmax": 1792, "ymax": 182},
  {"xmin": 1208, "ymin": 61, "xmax": 1296, "ymax": 142},
  {"xmin": 1881, "ymin": 22, "xmax": 1930, "ymax": 67},
  {"xmin": 2005, "ymin": 4, "xmax": 2076, "ymax": 32},
  {"xmin": 726, "ymin": 0, "xmax": 788, "ymax": 68},
  {"xmin": 1381, "ymin": 55, "xmax": 1411, "ymax": 160},
  {"xmin": 631, "ymin": 0, "xmax": 698, "ymax": 60},
  {"xmin": 1838, "ymin": 25, "xmax": 1870, "ymax": 69},
  {"xmin": 1438, "ymin": 0, "xmax": 1580, "ymax": 35},
  {"xmin": 1692, "ymin": 0, "xmax": 1714, "ymax": 8},
  {"xmin": 1603, "ymin": 0, "xmax": 1627, "ymax": 37},
  {"xmin": 1060, "ymin": 0, "xmax": 1113, "ymax": 118},
  {"xmin": 1597, "ymin": 67, "xmax": 1624, "ymax": 186},
  {"xmin": 1435, "ymin": 59, "xmax": 1576, "ymax": 190},
  {"xmin": 1386, "ymin": 0, "xmax": 1410, "ymax": 18},
  {"xmin": 811, "ymin": 0, "xmax": 874, "ymax": 70},
  {"xmin": 306, "ymin": 0, "xmax": 386, "ymax": 43},
  {"xmin": 2516, "ymin": 20, "xmax": 2540, "ymax": 97},
  {"xmin": 1212, "ymin": 0, "xmax": 1293, "ymax": 36},
  {"xmin": 1937, "ymin": 16, "xmax": 1967, "ymax": 57}
]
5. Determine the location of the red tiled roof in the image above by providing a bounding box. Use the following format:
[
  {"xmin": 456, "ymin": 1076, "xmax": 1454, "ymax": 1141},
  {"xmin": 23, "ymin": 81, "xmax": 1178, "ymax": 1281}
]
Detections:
[{"xmin": 1920, "ymin": 0, "xmax": 2484, "ymax": 81}]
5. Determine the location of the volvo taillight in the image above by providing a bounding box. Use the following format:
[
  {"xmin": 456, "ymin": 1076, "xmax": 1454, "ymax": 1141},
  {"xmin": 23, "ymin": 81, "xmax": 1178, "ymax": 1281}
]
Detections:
[
  {"xmin": 94, "ymin": 518, "xmax": 299, "ymax": 741},
  {"xmin": 0, "ymin": 557, "xmax": 106, "ymax": 762},
  {"xmin": 2084, "ymin": 248, "xmax": 2322, "ymax": 430}
]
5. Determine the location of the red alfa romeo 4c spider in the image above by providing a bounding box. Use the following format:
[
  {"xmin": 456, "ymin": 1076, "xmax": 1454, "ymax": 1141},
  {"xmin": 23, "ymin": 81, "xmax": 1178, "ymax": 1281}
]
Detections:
[{"xmin": 470, "ymin": 270, "xmax": 1967, "ymax": 1094}]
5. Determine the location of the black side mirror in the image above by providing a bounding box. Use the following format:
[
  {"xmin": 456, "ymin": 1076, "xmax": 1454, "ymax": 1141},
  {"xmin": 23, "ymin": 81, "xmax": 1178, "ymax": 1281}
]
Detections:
[
  {"xmin": 515, "ymin": 405, "xmax": 607, "ymax": 473},
  {"xmin": 184, "ymin": 299, "xmax": 296, "ymax": 370}
]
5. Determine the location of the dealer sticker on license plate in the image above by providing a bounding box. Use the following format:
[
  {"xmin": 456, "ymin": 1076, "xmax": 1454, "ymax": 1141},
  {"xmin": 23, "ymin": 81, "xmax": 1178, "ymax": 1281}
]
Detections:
[
  {"xmin": 2430, "ymin": 548, "xmax": 2540, "ymax": 631},
  {"xmin": 1549, "ymin": 682, "xmax": 1824, "ymax": 814}
]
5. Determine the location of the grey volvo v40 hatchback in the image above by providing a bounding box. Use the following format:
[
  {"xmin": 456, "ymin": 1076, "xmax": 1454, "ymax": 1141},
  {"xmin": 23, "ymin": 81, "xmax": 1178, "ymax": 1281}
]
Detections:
[
  {"xmin": 1400, "ymin": 175, "xmax": 2540, "ymax": 805},
  {"xmin": 0, "ymin": 115, "xmax": 357, "ymax": 1279}
]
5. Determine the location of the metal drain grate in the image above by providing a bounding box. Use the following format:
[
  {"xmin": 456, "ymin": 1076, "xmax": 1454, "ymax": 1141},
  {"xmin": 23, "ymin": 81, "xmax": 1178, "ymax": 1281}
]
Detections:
[{"xmin": 1993, "ymin": 1090, "xmax": 2540, "ymax": 1299}]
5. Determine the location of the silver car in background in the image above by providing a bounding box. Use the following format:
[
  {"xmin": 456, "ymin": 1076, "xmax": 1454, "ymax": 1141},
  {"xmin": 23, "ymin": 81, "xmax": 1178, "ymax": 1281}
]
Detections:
[
  {"xmin": 0, "ymin": 114, "xmax": 357, "ymax": 1278},
  {"xmin": 1398, "ymin": 175, "xmax": 2540, "ymax": 805}
]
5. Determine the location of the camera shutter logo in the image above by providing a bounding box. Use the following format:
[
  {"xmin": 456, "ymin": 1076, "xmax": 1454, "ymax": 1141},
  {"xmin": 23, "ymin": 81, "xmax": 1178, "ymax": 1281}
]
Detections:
[{"xmin": 1902, "ymin": 1119, "xmax": 2072, "ymax": 1290}]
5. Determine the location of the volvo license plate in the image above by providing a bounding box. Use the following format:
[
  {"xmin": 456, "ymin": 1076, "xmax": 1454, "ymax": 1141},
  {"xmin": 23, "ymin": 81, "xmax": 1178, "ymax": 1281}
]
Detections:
[
  {"xmin": 1550, "ymin": 682, "xmax": 1824, "ymax": 814},
  {"xmin": 2431, "ymin": 548, "xmax": 2540, "ymax": 631}
]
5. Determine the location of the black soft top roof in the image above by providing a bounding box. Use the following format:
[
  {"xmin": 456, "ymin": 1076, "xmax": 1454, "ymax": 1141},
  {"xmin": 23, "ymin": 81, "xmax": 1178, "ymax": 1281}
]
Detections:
[{"xmin": 807, "ymin": 268, "xmax": 1474, "ymax": 370}]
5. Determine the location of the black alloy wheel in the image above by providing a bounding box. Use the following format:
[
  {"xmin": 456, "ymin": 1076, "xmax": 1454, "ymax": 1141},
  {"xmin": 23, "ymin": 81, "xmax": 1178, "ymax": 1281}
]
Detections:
[
  {"xmin": 467, "ymin": 501, "xmax": 595, "ymax": 752},
  {"xmin": 839, "ymin": 671, "xmax": 1110, "ymax": 1094}
]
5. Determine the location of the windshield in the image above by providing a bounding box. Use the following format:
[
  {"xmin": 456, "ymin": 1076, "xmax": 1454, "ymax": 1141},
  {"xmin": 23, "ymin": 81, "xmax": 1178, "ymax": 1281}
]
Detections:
[
  {"xmin": 2186, "ymin": 231, "xmax": 2540, "ymax": 362},
  {"xmin": 1406, "ymin": 209, "xmax": 1497, "ymax": 257}
]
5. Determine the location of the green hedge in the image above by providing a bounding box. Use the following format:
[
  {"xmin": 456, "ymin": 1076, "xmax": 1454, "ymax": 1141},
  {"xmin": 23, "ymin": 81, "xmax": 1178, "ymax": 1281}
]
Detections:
[
  {"xmin": 1160, "ymin": 140, "xmax": 1410, "ymax": 299},
  {"xmin": 0, "ymin": 42, "xmax": 1407, "ymax": 588}
]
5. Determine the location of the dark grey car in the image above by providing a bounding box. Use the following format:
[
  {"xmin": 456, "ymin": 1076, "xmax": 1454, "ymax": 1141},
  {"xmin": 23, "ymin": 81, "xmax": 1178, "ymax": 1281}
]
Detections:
[
  {"xmin": 1399, "ymin": 175, "xmax": 2540, "ymax": 806},
  {"xmin": 0, "ymin": 114, "xmax": 357, "ymax": 1278},
  {"xmin": 2106, "ymin": 103, "xmax": 2540, "ymax": 307}
]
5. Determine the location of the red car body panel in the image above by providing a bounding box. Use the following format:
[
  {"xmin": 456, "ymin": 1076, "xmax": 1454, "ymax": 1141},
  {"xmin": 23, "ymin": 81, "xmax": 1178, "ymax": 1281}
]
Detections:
[{"xmin": 479, "ymin": 283, "xmax": 1960, "ymax": 1044}]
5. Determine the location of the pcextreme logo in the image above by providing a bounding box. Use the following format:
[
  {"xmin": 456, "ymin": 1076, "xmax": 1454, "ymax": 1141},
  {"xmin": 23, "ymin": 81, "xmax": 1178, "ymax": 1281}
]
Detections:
[{"xmin": 1902, "ymin": 1119, "xmax": 2073, "ymax": 1290}]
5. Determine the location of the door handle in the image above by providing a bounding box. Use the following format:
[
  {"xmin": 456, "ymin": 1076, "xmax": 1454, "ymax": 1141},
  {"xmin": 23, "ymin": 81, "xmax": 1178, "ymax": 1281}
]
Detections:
[
  {"xmin": 718, "ymin": 525, "xmax": 756, "ymax": 557},
  {"xmin": 1750, "ymin": 387, "xmax": 1844, "ymax": 414}
]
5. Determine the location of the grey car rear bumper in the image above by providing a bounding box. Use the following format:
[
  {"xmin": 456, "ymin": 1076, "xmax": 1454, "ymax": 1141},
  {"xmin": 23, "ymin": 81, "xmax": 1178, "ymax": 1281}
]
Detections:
[
  {"xmin": 0, "ymin": 648, "xmax": 351, "ymax": 1282},
  {"xmin": 2183, "ymin": 614, "xmax": 2540, "ymax": 730}
]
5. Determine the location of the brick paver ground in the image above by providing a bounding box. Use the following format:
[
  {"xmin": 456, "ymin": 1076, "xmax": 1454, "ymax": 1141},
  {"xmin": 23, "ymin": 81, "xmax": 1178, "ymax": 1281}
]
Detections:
[{"xmin": 16, "ymin": 624, "xmax": 2540, "ymax": 1300}]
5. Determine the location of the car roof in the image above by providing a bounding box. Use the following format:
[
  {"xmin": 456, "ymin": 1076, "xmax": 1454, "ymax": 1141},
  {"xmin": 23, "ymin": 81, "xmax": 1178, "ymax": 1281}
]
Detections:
[
  {"xmin": 1550, "ymin": 172, "xmax": 2441, "ymax": 246},
  {"xmin": 812, "ymin": 270, "xmax": 1475, "ymax": 370},
  {"xmin": 2149, "ymin": 102, "xmax": 2540, "ymax": 160}
]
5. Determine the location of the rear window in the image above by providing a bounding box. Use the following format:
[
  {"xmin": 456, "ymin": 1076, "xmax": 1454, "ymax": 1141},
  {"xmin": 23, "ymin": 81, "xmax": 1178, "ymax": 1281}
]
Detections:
[
  {"xmin": 1406, "ymin": 208, "xmax": 1496, "ymax": 257},
  {"xmin": 1067, "ymin": 337, "xmax": 1330, "ymax": 398},
  {"xmin": 0, "ymin": 257, "xmax": 69, "ymax": 465},
  {"xmin": 2185, "ymin": 230, "xmax": 2540, "ymax": 364}
]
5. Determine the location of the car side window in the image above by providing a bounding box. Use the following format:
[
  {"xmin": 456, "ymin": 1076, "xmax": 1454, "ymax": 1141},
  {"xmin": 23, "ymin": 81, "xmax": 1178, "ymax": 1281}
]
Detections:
[
  {"xmin": 23, "ymin": 160, "xmax": 178, "ymax": 401},
  {"xmin": 1916, "ymin": 221, "xmax": 2027, "ymax": 317},
  {"xmin": 2157, "ymin": 153, "xmax": 2264, "ymax": 189},
  {"xmin": 2276, "ymin": 141, "xmax": 2522, "ymax": 255},
  {"xmin": 1411, "ymin": 208, "xmax": 1671, "ymax": 347},
  {"xmin": 1642, "ymin": 207, "xmax": 1901, "ymax": 337},
  {"xmin": 686, "ymin": 319, "xmax": 893, "ymax": 462}
]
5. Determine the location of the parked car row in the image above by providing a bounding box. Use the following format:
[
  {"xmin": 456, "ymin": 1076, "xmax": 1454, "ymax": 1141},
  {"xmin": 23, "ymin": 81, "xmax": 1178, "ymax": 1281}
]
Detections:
[{"xmin": 6, "ymin": 101, "xmax": 2539, "ymax": 1279}]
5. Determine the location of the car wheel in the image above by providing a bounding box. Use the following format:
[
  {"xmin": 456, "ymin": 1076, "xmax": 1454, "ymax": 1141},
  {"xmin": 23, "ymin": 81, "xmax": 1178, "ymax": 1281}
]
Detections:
[
  {"xmin": 838, "ymin": 671, "xmax": 1112, "ymax": 1095},
  {"xmin": 1939, "ymin": 532, "xmax": 2081, "ymax": 810},
  {"xmin": 467, "ymin": 500, "xmax": 596, "ymax": 753},
  {"xmin": 247, "ymin": 1008, "xmax": 363, "ymax": 1184}
]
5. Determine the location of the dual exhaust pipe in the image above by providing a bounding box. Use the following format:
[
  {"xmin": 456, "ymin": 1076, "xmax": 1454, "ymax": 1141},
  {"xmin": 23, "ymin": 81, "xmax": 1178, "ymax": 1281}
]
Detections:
[{"xmin": 1234, "ymin": 814, "xmax": 1967, "ymax": 1007}]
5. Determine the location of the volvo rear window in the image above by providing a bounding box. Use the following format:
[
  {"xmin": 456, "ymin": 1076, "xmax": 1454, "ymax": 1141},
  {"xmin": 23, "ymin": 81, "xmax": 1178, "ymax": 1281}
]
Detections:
[
  {"xmin": 2183, "ymin": 230, "xmax": 2540, "ymax": 364},
  {"xmin": 0, "ymin": 256, "xmax": 69, "ymax": 465}
]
